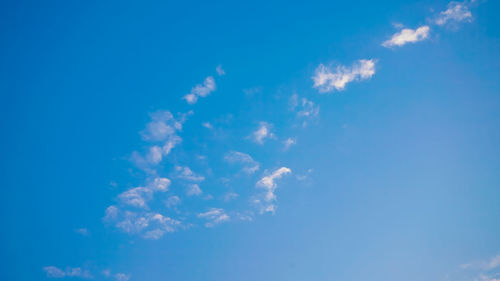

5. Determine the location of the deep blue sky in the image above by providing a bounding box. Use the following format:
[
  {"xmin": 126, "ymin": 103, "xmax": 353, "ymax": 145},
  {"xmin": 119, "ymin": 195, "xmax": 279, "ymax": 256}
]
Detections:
[{"xmin": 1, "ymin": 0, "xmax": 500, "ymax": 281}]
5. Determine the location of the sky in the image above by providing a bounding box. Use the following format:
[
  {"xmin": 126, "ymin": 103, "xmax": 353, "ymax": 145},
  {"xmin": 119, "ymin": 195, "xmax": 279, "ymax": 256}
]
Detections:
[{"xmin": 1, "ymin": 0, "xmax": 500, "ymax": 280}]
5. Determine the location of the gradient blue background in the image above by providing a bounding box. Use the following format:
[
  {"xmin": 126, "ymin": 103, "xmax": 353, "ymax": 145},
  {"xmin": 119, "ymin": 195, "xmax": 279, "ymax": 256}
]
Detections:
[{"xmin": 1, "ymin": 0, "xmax": 500, "ymax": 280}]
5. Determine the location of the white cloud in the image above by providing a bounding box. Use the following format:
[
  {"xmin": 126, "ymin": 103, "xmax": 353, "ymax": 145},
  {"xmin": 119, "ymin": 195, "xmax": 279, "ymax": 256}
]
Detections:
[
  {"xmin": 141, "ymin": 111, "xmax": 177, "ymax": 142},
  {"xmin": 43, "ymin": 266, "xmax": 92, "ymax": 279},
  {"xmin": 312, "ymin": 59, "xmax": 376, "ymax": 93},
  {"xmin": 134, "ymin": 110, "xmax": 186, "ymax": 168},
  {"xmin": 224, "ymin": 151, "xmax": 260, "ymax": 174},
  {"xmin": 487, "ymin": 256, "xmax": 500, "ymax": 270},
  {"xmin": 116, "ymin": 211, "xmax": 150, "ymax": 233},
  {"xmin": 175, "ymin": 166, "xmax": 205, "ymax": 182},
  {"xmin": 251, "ymin": 122, "xmax": 275, "ymax": 144},
  {"xmin": 223, "ymin": 192, "xmax": 239, "ymax": 201},
  {"xmin": 115, "ymin": 273, "xmax": 131, "ymax": 281},
  {"xmin": 456, "ymin": 254, "xmax": 500, "ymax": 281},
  {"xmin": 165, "ymin": 195, "xmax": 181, "ymax": 208},
  {"xmin": 289, "ymin": 94, "xmax": 320, "ymax": 127},
  {"xmin": 296, "ymin": 98, "xmax": 319, "ymax": 119},
  {"xmin": 382, "ymin": 26, "xmax": 430, "ymax": 47},
  {"xmin": 112, "ymin": 211, "xmax": 181, "ymax": 237},
  {"xmin": 202, "ymin": 122, "xmax": 213, "ymax": 129},
  {"xmin": 255, "ymin": 167, "xmax": 292, "ymax": 213},
  {"xmin": 197, "ymin": 208, "xmax": 230, "ymax": 227},
  {"xmin": 149, "ymin": 177, "xmax": 171, "ymax": 192},
  {"xmin": 118, "ymin": 187, "xmax": 153, "ymax": 208},
  {"xmin": 216, "ymin": 65, "xmax": 226, "ymax": 76},
  {"xmin": 186, "ymin": 184, "xmax": 203, "ymax": 196},
  {"xmin": 435, "ymin": 1, "xmax": 473, "ymax": 26},
  {"xmin": 183, "ymin": 76, "xmax": 216, "ymax": 104},
  {"xmin": 43, "ymin": 266, "xmax": 66, "ymax": 278},
  {"xmin": 104, "ymin": 205, "xmax": 118, "ymax": 221},
  {"xmin": 114, "ymin": 177, "xmax": 170, "ymax": 209},
  {"xmin": 283, "ymin": 138, "xmax": 296, "ymax": 150},
  {"xmin": 146, "ymin": 146, "xmax": 163, "ymax": 164}
]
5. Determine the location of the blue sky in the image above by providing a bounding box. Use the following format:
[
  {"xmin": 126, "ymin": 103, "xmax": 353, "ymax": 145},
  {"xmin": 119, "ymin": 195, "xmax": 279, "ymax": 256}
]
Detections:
[{"xmin": 1, "ymin": 0, "xmax": 500, "ymax": 280}]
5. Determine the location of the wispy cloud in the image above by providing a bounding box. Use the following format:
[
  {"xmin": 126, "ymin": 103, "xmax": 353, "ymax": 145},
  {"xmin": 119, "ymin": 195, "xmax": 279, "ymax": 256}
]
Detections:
[
  {"xmin": 224, "ymin": 151, "xmax": 260, "ymax": 174},
  {"xmin": 74, "ymin": 228, "xmax": 89, "ymax": 236},
  {"xmin": 283, "ymin": 138, "xmax": 297, "ymax": 151},
  {"xmin": 107, "ymin": 209, "xmax": 181, "ymax": 239},
  {"xmin": 183, "ymin": 76, "xmax": 216, "ymax": 104},
  {"xmin": 251, "ymin": 122, "xmax": 275, "ymax": 144},
  {"xmin": 312, "ymin": 59, "xmax": 376, "ymax": 93},
  {"xmin": 461, "ymin": 255, "xmax": 500, "ymax": 271},
  {"xmin": 382, "ymin": 25, "xmax": 430, "ymax": 47},
  {"xmin": 223, "ymin": 192, "xmax": 239, "ymax": 202},
  {"xmin": 174, "ymin": 166, "xmax": 205, "ymax": 182},
  {"xmin": 165, "ymin": 195, "xmax": 181, "ymax": 208},
  {"xmin": 202, "ymin": 122, "xmax": 213, "ymax": 129},
  {"xmin": 435, "ymin": 1, "xmax": 473, "ymax": 26},
  {"xmin": 289, "ymin": 94, "xmax": 320, "ymax": 127},
  {"xmin": 186, "ymin": 184, "xmax": 203, "ymax": 196},
  {"xmin": 43, "ymin": 266, "xmax": 93, "ymax": 279},
  {"xmin": 197, "ymin": 208, "xmax": 230, "ymax": 227},
  {"xmin": 452, "ymin": 253, "xmax": 500, "ymax": 281},
  {"xmin": 114, "ymin": 273, "xmax": 131, "ymax": 281},
  {"xmin": 216, "ymin": 65, "xmax": 225, "ymax": 76}
]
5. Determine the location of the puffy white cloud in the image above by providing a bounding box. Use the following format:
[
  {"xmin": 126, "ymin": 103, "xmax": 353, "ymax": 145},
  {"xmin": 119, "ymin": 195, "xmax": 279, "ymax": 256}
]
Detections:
[
  {"xmin": 435, "ymin": 1, "xmax": 473, "ymax": 26},
  {"xmin": 141, "ymin": 111, "xmax": 177, "ymax": 142},
  {"xmin": 118, "ymin": 187, "xmax": 153, "ymax": 208},
  {"xmin": 312, "ymin": 59, "xmax": 376, "ymax": 93},
  {"xmin": 197, "ymin": 208, "xmax": 230, "ymax": 227},
  {"xmin": 382, "ymin": 26, "xmax": 430, "ymax": 47},
  {"xmin": 186, "ymin": 184, "xmax": 203, "ymax": 196},
  {"xmin": 251, "ymin": 122, "xmax": 275, "ymax": 144},
  {"xmin": 115, "ymin": 211, "xmax": 150, "ymax": 233},
  {"xmin": 114, "ymin": 177, "xmax": 170, "ymax": 212},
  {"xmin": 224, "ymin": 151, "xmax": 260, "ymax": 174},
  {"xmin": 175, "ymin": 166, "xmax": 205, "ymax": 182},
  {"xmin": 183, "ymin": 76, "xmax": 216, "ymax": 104},
  {"xmin": 149, "ymin": 177, "xmax": 171, "ymax": 192},
  {"xmin": 133, "ymin": 110, "xmax": 187, "ymax": 168},
  {"xmin": 254, "ymin": 167, "xmax": 292, "ymax": 213},
  {"xmin": 110, "ymin": 210, "xmax": 181, "ymax": 237},
  {"xmin": 256, "ymin": 167, "xmax": 292, "ymax": 197}
]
